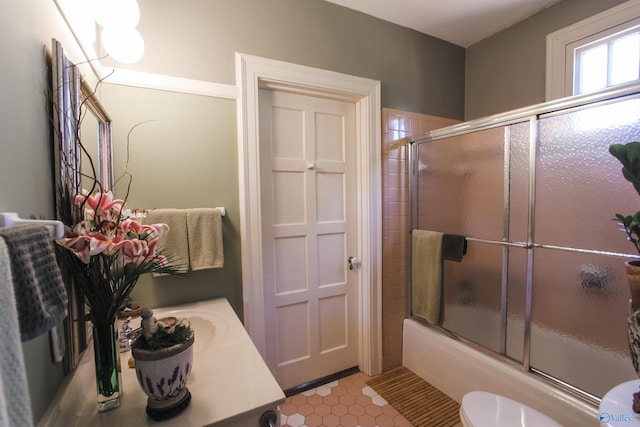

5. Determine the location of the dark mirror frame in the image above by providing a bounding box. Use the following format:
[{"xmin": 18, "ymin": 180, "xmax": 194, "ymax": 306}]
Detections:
[{"xmin": 50, "ymin": 38, "xmax": 113, "ymax": 373}]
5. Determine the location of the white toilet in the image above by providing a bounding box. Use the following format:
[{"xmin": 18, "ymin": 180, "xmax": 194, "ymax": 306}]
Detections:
[{"xmin": 460, "ymin": 391, "xmax": 564, "ymax": 427}]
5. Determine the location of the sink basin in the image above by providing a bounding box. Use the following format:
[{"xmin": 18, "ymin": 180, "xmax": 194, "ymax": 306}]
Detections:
[{"xmin": 152, "ymin": 308, "xmax": 229, "ymax": 353}]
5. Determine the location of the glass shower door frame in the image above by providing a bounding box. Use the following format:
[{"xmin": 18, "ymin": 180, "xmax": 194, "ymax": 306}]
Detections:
[{"xmin": 408, "ymin": 81, "xmax": 640, "ymax": 404}]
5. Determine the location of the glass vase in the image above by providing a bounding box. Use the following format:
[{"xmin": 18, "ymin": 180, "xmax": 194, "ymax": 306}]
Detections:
[{"xmin": 93, "ymin": 323, "xmax": 122, "ymax": 411}]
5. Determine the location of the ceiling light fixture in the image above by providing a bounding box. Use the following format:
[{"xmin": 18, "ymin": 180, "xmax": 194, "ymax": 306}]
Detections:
[
  {"xmin": 94, "ymin": 0, "xmax": 144, "ymax": 64},
  {"xmin": 100, "ymin": 27, "xmax": 145, "ymax": 64},
  {"xmin": 95, "ymin": 0, "xmax": 139, "ymax": 29}
]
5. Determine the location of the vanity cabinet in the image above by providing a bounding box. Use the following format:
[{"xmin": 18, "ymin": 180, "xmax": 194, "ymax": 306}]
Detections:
[{"xmin": 39, "ymin": 298, "xmax": 285, "ymax": 426}]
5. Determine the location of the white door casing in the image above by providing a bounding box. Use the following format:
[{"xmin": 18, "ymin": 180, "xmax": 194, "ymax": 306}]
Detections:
[
  {"xmin": 259, "ymin": 89, "xmax": 358, "ymax": 388},
  {"xmin": 235, "ymin": 53, "xmax": 382, "ymax": 378}
]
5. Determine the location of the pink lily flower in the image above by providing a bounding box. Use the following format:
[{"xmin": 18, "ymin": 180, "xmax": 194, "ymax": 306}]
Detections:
[
  {"xmin": 57, "ymin": 235, "xmax": 92, "ymax": 264},
  {"xmin": 121, "ymin": 239, "xmax": 152, "ymax": 265},
  {"xmin": 58, "ymin": 188, "xmax": 175, "ymax": 270}
]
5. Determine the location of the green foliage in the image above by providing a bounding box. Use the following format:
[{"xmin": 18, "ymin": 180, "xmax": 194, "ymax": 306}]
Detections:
[
  {"xmin": 610, "ymin": 142, "xmax": 640, "ymax": 255},
  {"xmin": 615, "ymin": 213, "xmax": 640, "ymax": 254},
  {"xmin": 610, "ymin": 142, "xmax": 640, "ymax": 196},
  {"xmin": 136, "ymin": 323, "xmax": 193, "ymax": 351}
]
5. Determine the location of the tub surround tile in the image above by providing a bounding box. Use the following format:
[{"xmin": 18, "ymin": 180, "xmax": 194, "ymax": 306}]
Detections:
[{"xmin": 381, "ymin": 108, "xmax": 460, "ymax": 372}]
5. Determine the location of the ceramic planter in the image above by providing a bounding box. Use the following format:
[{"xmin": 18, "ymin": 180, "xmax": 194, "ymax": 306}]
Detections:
[
  {"xmin": 626, "ymin": 260, "xmax": 640, "ymax": 312},
  {"xmin": 131, "ymin": 334, "xmax": 194, "ymax": 421}
]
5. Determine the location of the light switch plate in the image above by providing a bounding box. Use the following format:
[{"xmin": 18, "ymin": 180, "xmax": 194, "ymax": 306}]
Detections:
[{"xmin": 50, "ymin": 325, "xmax": 65, "ymax": 363}]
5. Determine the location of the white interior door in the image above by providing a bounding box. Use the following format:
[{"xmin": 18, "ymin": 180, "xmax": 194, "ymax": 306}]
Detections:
[{"xmin": 258, "ymin": 89, "xmax": 359, "ymax": 390}]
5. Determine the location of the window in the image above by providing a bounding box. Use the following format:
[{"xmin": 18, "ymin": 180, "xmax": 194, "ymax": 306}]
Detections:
[
  {"xmin": 573, "ymin": 25, "xmax": 640, "ymax": 94},
  {"xmin": 546, "ymin": 0, "xmax": 640, "ymax": 100}
]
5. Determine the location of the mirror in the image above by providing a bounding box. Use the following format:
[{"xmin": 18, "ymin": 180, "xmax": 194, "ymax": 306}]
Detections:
[
  {"xmin": 79, "ymin": 81, "xmax": 113, "ymax": 191},
  {"xmin": 50, "ymin": 38, "xmax": 114, "ymax": 372}
]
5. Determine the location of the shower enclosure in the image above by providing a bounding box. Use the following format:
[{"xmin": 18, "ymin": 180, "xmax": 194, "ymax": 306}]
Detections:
[{"xmin": 409, "ymin": 83, "xmax": 640, "ymax": 402}]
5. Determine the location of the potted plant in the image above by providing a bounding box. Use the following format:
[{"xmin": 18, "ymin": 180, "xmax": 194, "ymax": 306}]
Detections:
[
  {"xmin": 610, "ymin": 141, "xmax": 640, "ymax": 408},
  {"xmin": 609, "ymin": 141, "xmax": 640, "ymax": 311},
  {"xmin": 131, "ymin": 307, "xmax": 194, "ymax": 421}
]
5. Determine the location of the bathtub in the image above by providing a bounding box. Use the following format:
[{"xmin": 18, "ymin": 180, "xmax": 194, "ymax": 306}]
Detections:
[
  {"xmin": 403, "ymin": 317, "xmax": 601, "ymax": 426},
  {"xmin": 439, "ymin": 305, "xmax": 635, "ymax": 399}
]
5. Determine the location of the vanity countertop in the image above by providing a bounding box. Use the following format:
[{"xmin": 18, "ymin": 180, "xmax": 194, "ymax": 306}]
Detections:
[{"xmin": 40, "ymin": 298, "xmax": 285, "ymax": 426}]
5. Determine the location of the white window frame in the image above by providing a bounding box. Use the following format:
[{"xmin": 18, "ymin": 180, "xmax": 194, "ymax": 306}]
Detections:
[
  {"xmin": 546, "ymin": 0, "xmax": 640, "ymax": 101},
  {"xmin": 571, "ymin": 23, "xmax": 640, "ymax": 94}
]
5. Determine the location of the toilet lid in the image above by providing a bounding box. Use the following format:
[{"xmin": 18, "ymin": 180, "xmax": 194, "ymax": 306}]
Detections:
[
  {"xmin": 599, "ymin": 380, "xmax": 640, "ymax": 426},
  {"xmin": 461, "ymin": 391, "xmax": 563, "ymax": 427}
]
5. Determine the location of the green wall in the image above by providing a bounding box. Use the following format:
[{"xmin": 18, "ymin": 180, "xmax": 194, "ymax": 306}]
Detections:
[
  {"xmin": 0, "ymin": 1, "xmax": 98, "ymax": 423},
  {"xmin": 101, "ymin": 84, "xmax": 243, "ymax": 317}
]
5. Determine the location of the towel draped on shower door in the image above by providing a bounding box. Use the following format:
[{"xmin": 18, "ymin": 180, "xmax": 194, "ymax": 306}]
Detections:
[{"xmin": 411, "ymin": 229, "xmax": 443, "ymax": 325}]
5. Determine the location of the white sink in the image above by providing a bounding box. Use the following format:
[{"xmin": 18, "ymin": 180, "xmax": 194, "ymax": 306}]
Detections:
[{"xmin": 152, "ymin": 308, "xmax": 229, "ymax": 353}]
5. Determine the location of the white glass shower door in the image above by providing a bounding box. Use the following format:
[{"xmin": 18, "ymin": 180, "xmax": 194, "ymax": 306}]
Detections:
[
  {"xmin": 532, "ymin": 97, "xmax": 640, "ymax": 397},
  {"xmin": 416, "ymin": 124, "xmax": 529, "ymax": 356},
  {"xmin": 414, "ymin": 93, "xmax": 640, "ymax": 399}
]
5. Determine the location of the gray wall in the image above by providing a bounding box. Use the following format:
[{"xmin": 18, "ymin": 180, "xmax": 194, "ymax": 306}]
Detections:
[
  {"xmin": 103, "ymin": 0, "xmax": 466, "ymax": 119},
  {"xmin": 465, "ymin": 0, "xmax": 628, "ymax": 120}
]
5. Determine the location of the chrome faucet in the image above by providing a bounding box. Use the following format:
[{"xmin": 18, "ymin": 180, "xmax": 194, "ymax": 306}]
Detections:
[{"xmin": 118, "ymin": 318, "xmax": 141, "ymax": 352}]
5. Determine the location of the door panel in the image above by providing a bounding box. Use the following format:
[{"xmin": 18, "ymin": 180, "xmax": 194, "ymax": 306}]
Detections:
[{"xmin": 259, "ymin": 89, "xmax": 358, "ymax": 389}]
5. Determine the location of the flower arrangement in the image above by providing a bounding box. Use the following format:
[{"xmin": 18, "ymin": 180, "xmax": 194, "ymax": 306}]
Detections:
[
  {"xmin": 51, "ymin": 140, "xmax": 184, "ymax": 410},
  {"xmin": 609, "ymin": 141, "xmax": 640, "ymax": 254},
  {"xmin": 55, "ymin": 187, "xmax": 181, "ymax": 327},
  {"xmin": 49, "ymin": 42, "xmax": 184, "ymax": 412}
]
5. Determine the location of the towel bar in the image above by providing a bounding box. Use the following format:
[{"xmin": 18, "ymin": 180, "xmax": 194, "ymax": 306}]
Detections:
[
  {"xmin": 131, "ymin": 207, "xmax": 226, "ymax": 219},
  {"xmin": 0, "ymin": 212, "xmax": 64, "ymax": 239}
]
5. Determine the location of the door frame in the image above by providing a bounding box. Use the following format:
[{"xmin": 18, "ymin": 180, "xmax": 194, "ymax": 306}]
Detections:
[{"xmin": 235, "ymin": 53, "xmax": 382, "ymax": 377}]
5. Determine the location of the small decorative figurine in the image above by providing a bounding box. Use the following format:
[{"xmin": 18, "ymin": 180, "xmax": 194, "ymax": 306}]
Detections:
[{"xmin": 140, "ymin": 307, "xmax": 159, "ymax": 342}]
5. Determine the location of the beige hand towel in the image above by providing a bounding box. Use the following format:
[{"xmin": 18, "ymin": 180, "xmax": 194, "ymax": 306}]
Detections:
[
  {"xmin": 144, "ymin": 209, "xmax": 189, "ymax": 273},
  {"xmin": 411, "ymin": 229, "xmax": 443, "ymax": 324},
  {"xmin": 187, "ymin": 208, "xmax": 224, "ymax": 270}
]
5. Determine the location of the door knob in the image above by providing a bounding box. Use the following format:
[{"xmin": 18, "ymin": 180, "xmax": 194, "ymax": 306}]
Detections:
[{"xmin": 348, "ymin": 256, "xmax": 359, "ymax": 270}]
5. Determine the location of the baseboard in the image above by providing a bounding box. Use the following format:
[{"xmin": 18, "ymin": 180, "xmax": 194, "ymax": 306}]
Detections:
[{"xmin": 283, "ymin": 366, "xmax": 360, "ymax": 397}]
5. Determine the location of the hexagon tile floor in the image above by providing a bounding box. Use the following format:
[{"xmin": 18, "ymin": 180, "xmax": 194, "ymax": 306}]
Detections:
[{"xmin": 279, "ymin": 371, "xmax": 463, "ymax": 427}]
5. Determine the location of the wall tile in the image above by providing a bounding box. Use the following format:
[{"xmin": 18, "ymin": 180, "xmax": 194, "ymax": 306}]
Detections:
[{"xmin": 381, "ymin": 108, "xmax": 460, "ymax": 372}]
